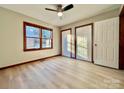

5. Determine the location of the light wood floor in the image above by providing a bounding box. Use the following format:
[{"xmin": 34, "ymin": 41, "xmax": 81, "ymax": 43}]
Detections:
[{"xmin": 0, "ymin": 56, "xmax": 124, "ymax": 89}]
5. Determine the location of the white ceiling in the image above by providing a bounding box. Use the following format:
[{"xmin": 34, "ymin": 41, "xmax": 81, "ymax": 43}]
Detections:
[{"xmin": 0, "ymin": 4, "xmax": 121, "ymax": 27}]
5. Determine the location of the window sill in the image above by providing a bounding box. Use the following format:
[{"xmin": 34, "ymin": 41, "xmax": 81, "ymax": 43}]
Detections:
[{"xmin": 23, "ymin": 48, "xmax": 53, "ymax": 52}]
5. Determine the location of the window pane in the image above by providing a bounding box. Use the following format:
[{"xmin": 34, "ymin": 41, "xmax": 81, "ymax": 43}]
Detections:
[
  {"xmin": 42, "ymin": 29, "xmax": 52, "ymax": 38},
  {"xmin": 26, "ymin": 38, "xmax": 40, "ymax": 49},
  {"xmin": 26, "ymin": 26, "xmax": 40, "ymax": 38},
  {"xmin": 42, "ymin": 39, "xmax": 51, "ymax": 48},
  {"xmin": 82, "ymin": 42, "xmax": 87, "ymax": 48}
]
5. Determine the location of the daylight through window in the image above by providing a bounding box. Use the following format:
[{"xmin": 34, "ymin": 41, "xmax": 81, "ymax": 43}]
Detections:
[{"xmin": 24, "ymin": 22, "xmax": 53, "ymax": 51}]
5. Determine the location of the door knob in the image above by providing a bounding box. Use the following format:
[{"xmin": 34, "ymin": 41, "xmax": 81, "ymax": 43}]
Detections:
[{"xmin": 95, "ymin": 44, "xmax": 97, "ymax": 46}]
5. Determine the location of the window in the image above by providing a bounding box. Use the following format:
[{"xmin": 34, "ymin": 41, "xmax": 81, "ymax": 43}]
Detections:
[
  {"xmin": 42, "ymin": 29, "xmax": 53, "ymax": 48},
  {"xmin": 77, "ymin": 36, "xmax": 88, "ymax": 58},
  {"xmin": 25, "ymin": 26, "xmax": 41, "ymax": 50},
  {"xmin": 23, "ymin": 22, "xmax": 53, "ymax": 51}
]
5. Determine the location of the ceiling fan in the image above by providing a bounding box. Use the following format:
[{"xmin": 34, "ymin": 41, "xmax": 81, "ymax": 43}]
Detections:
[{"xmin": 45, "ymin": 4, "xmax": 74, "ymax": 17}]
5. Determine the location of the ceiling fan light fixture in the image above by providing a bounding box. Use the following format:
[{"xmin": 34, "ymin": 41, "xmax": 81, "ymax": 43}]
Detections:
[
  {"xmin": 45, "ymin": 4, "xmax": 73, "ymax": 17},
  {"xmin": 57, "ymin": 12, "xmax": 63, "ymax": 17}
]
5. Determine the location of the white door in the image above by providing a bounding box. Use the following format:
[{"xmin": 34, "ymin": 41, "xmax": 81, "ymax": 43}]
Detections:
[
  {"xmin": 94, "ymin": 17, "xmax": 119, "ymax": 69},
  {"xmin": 62, "ymin": 30, "xmax": 72, "ymax": 57},
  {"xmin": 76, "ymin": 25, "xmax": 92, "ymax": 61}
]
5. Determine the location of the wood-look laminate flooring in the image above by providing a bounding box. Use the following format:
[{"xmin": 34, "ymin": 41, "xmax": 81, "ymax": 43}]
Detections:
[{"xmin": 0, "ymin": 56, "xmax": 124, "ymax": 89}]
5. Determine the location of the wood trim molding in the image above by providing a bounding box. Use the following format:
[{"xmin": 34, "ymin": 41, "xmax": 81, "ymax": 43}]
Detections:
[
  {"xmin": 60, "ymin": 28, "xmax": 72, "ymax": 58},
  {"xmin": 120, "ymin": 5, "xmax": 124, "ymax": 17},
  {"xmin": 75, "ymin": 23, "xmax": 94, "ymax": 63},
  {"xmin": 119, "ymin": 6, "xmax": 124, "ymax": 69},
  {"xmin": 61, "ymin": 28, "xmax": 72, "ymax": 32},
  {"xmin": 23, "ymin": 21, "xmax": 52, "ymax": 31},
  {"xmin": 41, "ymin": 29, "xmax": 53, "ymax": 49},
  {"xmin": 0, "ymin": 54, "xmax": 61, "ymax": 70},
  {"xmin": 23, "ymin": 21, "xmax": 53, "ymax": 52}
]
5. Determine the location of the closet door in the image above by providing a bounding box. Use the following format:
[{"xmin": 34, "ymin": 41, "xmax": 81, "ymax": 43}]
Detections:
[
  {"xmin": 94, "ymin": 17, "xmax": 119, "ymax": 69},
  {"xmin": 75, "ymin": 24, "xmax": 93, "ymax": 62},
  {"xmin": 61, "ymin": 29, "xmax": 72, "ymax": 57}
]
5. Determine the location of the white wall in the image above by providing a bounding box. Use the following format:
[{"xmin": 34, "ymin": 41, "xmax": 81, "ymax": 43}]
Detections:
[
  {"xmin": 0, "ymin": 7, "xmax": 60, "ymax": 68},
  {"xmin": 60, "ymin": 8, "xmax": 120, "ymax": 29},
  {"xmin": 60, "ymin": 8, "xmax": 120, "ymax": 59}
]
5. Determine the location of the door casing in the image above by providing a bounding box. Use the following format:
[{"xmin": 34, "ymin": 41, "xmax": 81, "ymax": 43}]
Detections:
[
  {"xmin": 75, "ymin": 23, "xmax": 94, "ymax": 63},
  {"xmin": 61, "ymin": 28, "xmax": 72, "ymax": 58},
  {"xmin": 61, "ymin": 24, "xmax": 93, "ymax": 62}
]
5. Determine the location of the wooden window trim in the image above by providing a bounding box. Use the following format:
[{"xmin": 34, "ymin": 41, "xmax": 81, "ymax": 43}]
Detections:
[
  {"xmin": 75, "ymin": 23, "xmax": 94, "ymax": 63},
  {"xmin": 23, "ymin": 21, "xmax": 53, "ymax": 51},
  {"xmin": 61, "ymin": 28, "xmax": 72, "ymax": 58},
  {"xmin": 41, "ymin": 29, "xmax": 53, "ymax": 49}
]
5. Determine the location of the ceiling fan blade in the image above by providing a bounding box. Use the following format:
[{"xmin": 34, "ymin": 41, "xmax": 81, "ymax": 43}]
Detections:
[
  {"xmin": 63, "ymin": 4, "xmax": 73, "ymax": 11},
  {"xmin": 45, "ymin": 8, "xmax": 58, "ymax": 12}
]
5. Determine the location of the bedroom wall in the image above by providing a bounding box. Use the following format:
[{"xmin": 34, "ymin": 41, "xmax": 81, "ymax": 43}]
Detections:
[
  {"xmin": 0, "ymin": 7, "xmax": 60, "ymax": 68},
  {"xmin": 60, "ymin": 8, "xmax": 120, "ymax": 29},
  {"xmin": 60, "ymin": 8, "xmax": 120, "ymax": 58}
]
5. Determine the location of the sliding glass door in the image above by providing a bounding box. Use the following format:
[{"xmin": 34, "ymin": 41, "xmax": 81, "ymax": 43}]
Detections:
[
  {"xmin": 75, "ymin": 24, "xmax": 93, "ymax": 62},
  {"xmin": 61, "ymin": 29, "xmax": 72, "ymax": 57}
]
